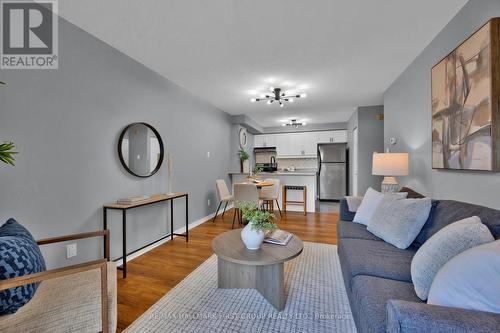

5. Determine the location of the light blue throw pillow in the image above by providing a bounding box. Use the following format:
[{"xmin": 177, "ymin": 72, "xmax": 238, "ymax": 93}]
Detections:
[
  {"xmin": 367, "ymin": 196, "xmax": 432, "ymax": 249},
  {"xmin": 411, "ymin": 216, "xmax": 494, "ymax": 300},
  {"xmin": 428, "ymin": 239, "xmax": 500, "ymax": 314}
]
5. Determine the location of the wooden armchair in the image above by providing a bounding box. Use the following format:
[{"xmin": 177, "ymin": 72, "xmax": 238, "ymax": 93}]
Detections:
[{"xmin": 0, "ymin": 230, "xmax": 116, "ymax": 333}]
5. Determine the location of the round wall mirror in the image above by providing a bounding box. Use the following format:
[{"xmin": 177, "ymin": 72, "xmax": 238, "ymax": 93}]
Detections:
[{"xmin": 118, "ymin": 122, "xmax": 164, "ymax": 178}]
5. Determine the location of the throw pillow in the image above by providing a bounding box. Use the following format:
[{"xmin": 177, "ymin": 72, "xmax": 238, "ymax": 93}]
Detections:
[
  {"xmin": 367, "ymin": 197, "xmax": 432, "ymax": 249},
  {"xmin": 0, "ymin": 218, "xmax": 46, "ymax": 314},
  {"xmin": 398, "ymin": 187, "xmax": 425, "ymax": 199},
  {"xmin": 428, "ymin": 240, "xmax": 500, "ymax": 314},
  {"xmin": 353, "ymin": 188, "xmax": 407, "ymax": 225},
  {"xmin": 411, "ymin": 216, "xmax": 494, "ymax": 300}
]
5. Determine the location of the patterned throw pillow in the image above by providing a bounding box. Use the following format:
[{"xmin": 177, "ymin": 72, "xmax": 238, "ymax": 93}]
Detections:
[{"xmin": 0, "ymin": 218, "xmax": 46, "ymax": 314}]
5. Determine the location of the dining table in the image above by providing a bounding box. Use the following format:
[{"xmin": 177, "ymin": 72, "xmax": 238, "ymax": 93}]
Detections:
[{"xmin": 234, "ymin": 180, "xmax": 274, "ymax": 188}]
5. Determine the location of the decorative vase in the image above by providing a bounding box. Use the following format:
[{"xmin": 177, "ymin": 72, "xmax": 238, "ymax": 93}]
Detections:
[
  {"xmin": 242, "ymin": 159, "xmax": 250, "ymax": 173},
  {"xmin": 241, "ymin": 222, "xmax": 265, "ymax": 250}
]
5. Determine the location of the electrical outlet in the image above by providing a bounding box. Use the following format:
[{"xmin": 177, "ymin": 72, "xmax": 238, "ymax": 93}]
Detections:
[
  {"xmin": 207, "ymin": 199, "xmax": 211, "ymax": 206},
  {"xmin": 66, "ymin": 243, "xmax": 77, "ymax": 259},
  {"xmin": 206, "ymin": 151, "xmax": 210, "ymax": 158}
]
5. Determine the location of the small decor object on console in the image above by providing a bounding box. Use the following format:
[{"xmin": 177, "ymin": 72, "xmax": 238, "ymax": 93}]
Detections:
[
  {"xmin": 238, "ymin": 149, "xmax": 250, "ymax": 174},
  {"xmin": 372, "ymin": 152, "xmax": 409, "ymax": 193},
  {"xmin": 238, "ymin": 202, "xmax": 276, "ymax": 250},
  {"xmin": 116, "ymin": 195, "xmax": 151, "ymax": 204}
]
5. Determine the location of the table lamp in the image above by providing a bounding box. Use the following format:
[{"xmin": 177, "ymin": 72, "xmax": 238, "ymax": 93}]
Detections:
[{"xmin": 372, "ymin": 152, "xmax": 409, "ymax": 193}]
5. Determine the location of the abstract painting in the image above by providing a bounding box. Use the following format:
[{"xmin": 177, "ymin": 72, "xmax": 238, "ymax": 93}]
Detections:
[{"xmin": 432, "ymin": 19, "xmax": 499, "ymax": 171}]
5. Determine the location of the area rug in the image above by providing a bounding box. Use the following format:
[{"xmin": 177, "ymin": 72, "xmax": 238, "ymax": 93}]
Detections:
[{"xmin": 124, "ymin": 242, "xmax": 356, "ymax": 333}]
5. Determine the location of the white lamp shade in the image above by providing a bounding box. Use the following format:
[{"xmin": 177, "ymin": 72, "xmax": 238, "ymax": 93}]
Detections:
[{"xmin": 372, "ymin": 152, "xmax": 409, "ymax": 176}]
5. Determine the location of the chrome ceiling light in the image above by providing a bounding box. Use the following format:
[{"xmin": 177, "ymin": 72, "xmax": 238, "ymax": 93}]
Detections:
[
  {"xmin": 250, "ymin": 87, "xmax": 306, "ymax": 107},
  {"xmin": 282, "ymin": 119, "xmax": 307, "ymax": 128}
]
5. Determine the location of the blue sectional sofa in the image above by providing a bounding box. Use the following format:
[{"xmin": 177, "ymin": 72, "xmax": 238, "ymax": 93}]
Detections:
[{"xmin": 338, "ymin": 198, "xmax": 500, "ymax": 333}]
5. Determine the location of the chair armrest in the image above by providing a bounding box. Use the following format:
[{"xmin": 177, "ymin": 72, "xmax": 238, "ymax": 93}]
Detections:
[
  {"xmin": 37, "ymin": 230, "xmax": 110, "ymax": 261},
  {"xmin": 0, "ymin": 259, "xmax": 110, "ymax": 333},
  {"xmin": 386, "ymin": 300, "xmax": 500, "ymax": 333}
]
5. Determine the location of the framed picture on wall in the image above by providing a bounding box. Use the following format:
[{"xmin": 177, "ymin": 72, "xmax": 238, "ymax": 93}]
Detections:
[{"xmin": 431, "ymin": 18, "xmax": 500, "ymax": 171}]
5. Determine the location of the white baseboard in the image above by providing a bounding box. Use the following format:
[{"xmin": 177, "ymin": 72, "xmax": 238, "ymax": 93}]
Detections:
[{"xmin": 114, "ymin": 204, "xmax": 234, "ymax": 267}]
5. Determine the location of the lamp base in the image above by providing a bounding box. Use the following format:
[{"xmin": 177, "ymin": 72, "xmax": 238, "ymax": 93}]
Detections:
[{"xmin": 381, "ymin": 176, "xmax": 399, "ymax": 193}]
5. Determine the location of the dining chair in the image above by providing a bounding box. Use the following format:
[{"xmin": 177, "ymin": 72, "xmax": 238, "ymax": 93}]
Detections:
[
  {"xmin": 233, "ymin": 183, "xmax": 260, "ymax": 229},
  {"xmin": 213, "ymin": 179, "xmax": 234, "ymax": 222},
  {"xmin": 259, "ymin": 178, "xmax": 282, "ymax": 217}
]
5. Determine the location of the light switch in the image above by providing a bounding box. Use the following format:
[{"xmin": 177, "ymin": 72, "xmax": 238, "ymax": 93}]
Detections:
[
  {"xmin": 66, "ymin": 243, "xmax": 77, "ymax": 259},
  {"xmin": 207, "ymin": 151, "xmax": 210, "ymax": 158}
]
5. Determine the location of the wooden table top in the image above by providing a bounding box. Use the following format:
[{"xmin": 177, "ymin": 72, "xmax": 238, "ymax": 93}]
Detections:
[
  {"xmin": 212, "ymin": 229, "xmax": 303, "ymax": 265},
  {"xmin": 104, "ymin": 193, "xmax": 187, "ymax": 209},
  {"xmin": 234, "ymin": 181, "xmax": 274, "ymax": 187}
]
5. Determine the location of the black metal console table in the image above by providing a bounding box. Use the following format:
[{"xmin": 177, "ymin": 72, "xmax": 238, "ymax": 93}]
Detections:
[{"xmin": 103, "ymin": 193, "xmax": 188, "ymax": 278}]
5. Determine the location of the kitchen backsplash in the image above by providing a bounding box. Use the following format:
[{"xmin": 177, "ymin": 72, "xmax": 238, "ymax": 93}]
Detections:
[{"xmin": 277, "ymin": 158, "xmax": 317, "ymax": 170}]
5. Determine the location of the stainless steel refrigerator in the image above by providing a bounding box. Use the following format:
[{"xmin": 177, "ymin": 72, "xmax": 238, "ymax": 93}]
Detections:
[{"xmin": 317, "ymin": 143, "xmax": 348, "ymax": 201}]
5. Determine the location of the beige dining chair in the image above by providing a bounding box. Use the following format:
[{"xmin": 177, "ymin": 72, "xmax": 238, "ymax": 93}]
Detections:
[
  {"xmin": 259, "ymin": 178, "xmax": 282, "ymax": 217},
  {"xmin": 233, "ymin": 183, "xmax": 260, "ymax": 229},
  {"xmin": 213, "ymin": 179, "xmax": 234, "ymax": 222}
]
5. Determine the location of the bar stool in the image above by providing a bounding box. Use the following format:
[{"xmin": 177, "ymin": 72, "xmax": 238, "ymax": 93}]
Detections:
[{"xmin": 282, "ymin": 185, "xmax": 307, "ymax": 215}]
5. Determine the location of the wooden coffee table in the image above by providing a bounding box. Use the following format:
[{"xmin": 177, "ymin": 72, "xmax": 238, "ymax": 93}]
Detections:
[{"xmin": 212, "ymin": 229, "xmax": 303, "ymax": 311}]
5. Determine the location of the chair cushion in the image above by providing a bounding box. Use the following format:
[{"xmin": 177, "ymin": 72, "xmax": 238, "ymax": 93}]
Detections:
[
  {"xmin": 351, "ymin": 275, "xmax": 422, "ymax": 333},
  {"xmin": 411, "ymin": 216, "xmax": 494, "ymax": 300},
  {"xmin": 337, "ymin": 220, "xmax": 382, "ymax": 242},
  {"xmin": 0, "ymin": 262, "xmax": 117, "ymax": 333},
  {"xmin": 338, "ymin": 238, "xmax": 417, "ymax": 288},
  {"xmin": 0, "ymin": 219, "xmax": 46, "ymax": 315},
  {"xmin": 414, "ymin": 200, "xmax": 500, "ymax": 247}
]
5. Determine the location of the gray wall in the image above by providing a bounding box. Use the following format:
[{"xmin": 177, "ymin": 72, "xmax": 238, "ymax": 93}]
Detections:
[
  {"xmin": 0, "ymin": 18, "xmax": 233, "ymax": 268},
  {"xmin": 347, "ymin": 106, "xmax": 384, "ymax": 195},
  {"xmin": 384, "ymin": 0, "xmax": 500, "ymax": 209}
]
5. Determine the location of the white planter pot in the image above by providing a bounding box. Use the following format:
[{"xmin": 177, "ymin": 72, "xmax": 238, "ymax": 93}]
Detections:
[
  {"xmin": 241, "ymin": 222, "xmax": 265, "ymax": 250},
  {"xmin": 242, "ymin": 159, "xmax": 250, "ymax": 173}
]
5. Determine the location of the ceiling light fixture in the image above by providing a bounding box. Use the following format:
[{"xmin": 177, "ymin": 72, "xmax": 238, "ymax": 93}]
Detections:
[
  {"xmin": 283, "ymin": 119, "xmax": 307, "ymax": 128},
  {"xmin": 250, "ymin": 87, "xmax": 307, "ymax": 107}
]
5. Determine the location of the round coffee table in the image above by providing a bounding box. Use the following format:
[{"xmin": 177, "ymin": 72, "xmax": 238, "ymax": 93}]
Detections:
[{"xmin": 212, "ymin": 229, "xmax": 303, "ymax": 311}]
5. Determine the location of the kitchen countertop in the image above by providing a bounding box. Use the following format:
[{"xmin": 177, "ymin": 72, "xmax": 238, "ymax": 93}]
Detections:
[{"xmin": 229, "ymin": 171, "xmax": 317, "ymax": 176}]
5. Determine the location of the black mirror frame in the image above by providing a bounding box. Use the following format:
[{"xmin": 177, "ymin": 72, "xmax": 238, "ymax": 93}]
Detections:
[{"xmin": 118, "ymin": 122, "xmax": 164, "ymax": 178}]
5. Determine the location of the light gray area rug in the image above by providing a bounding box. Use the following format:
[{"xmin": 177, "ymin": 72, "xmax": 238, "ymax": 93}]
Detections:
[{"xmin": 124, "ymin": 242, "xmax": 356, "ymax": 333}]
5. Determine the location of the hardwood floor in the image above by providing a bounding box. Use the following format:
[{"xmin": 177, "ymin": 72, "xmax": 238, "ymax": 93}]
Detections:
[{"xmin": 116, "ymin": 208, "xmax": 339, "ymax": 332}]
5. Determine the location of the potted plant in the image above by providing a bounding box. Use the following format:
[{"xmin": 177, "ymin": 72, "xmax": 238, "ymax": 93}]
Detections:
[
  {"xmin": 238, "ymin": 201, "xmax": 276, "ymax": 250},
  {"xmin": 239, "ymin": 149, "xmax": 250, "ymax": 173},
  {"xmin": 0, "ymin": 142, "xmax": 17, "ymax": 166}
]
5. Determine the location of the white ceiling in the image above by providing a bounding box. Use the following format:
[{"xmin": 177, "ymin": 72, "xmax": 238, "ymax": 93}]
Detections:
[{"xmin": 59, "ymin": 0, "xmax": 467, "ymax": 127}]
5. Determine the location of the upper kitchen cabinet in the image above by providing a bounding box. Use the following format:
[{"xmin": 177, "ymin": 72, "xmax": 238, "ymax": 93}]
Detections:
[
  {"xmin": 254, "ymin": 130, "xmax": 347, "ymax": 157},
  {"xmin": 254, "ymin": 134, "xmax": 276, "ymax": 148}
]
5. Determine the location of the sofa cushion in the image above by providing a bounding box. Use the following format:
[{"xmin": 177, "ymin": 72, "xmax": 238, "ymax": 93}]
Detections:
[
  {"xmin": 0, "ymin": 219, "xmax": 46, "ymax": 315},
  {"xmin": 338, "ymin": 238, "xmax": 416, "ymax": 288},
  {"xmin": 368, "ymin": 197, "xmax": 432, "ymax": 249},
  {"xmin": 411, "ymin": 216, "xmax": 494, "ymax": 300},
  {"xmin": 399, "ymin": 186, "xmax": 425, "ymax": 199},
  {"xmin": 337, "ymin": 220, "xmax": 382, "ymax": 242},
  {"xmin": 351, "ymin": 275, "xmax": 422, "ymax": 333},
  {"xmin": 414, "ymin": 200, "xmax": 500, "ymax": 247},
  {"xmin": 339, "ymin": 199, "xmax": 356, "ymax": 222}
]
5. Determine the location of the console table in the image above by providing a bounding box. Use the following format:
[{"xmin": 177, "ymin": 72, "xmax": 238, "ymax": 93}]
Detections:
[{"xmin": 103, "ymin": 193, "xmax": 188, "ymax": 278}]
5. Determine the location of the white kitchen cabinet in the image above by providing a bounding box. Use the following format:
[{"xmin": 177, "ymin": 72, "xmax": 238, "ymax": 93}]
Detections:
[
  {"xmin": 333, "ymin": 130, "xmax": 347, "ymax": 143},
  {"xmin": 256, "ymin": 130, "xmax": 346, "ymax": 157},
  {"xmin": 254, "ymin": 134, "xmax": 277, "ymax": 148}
]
